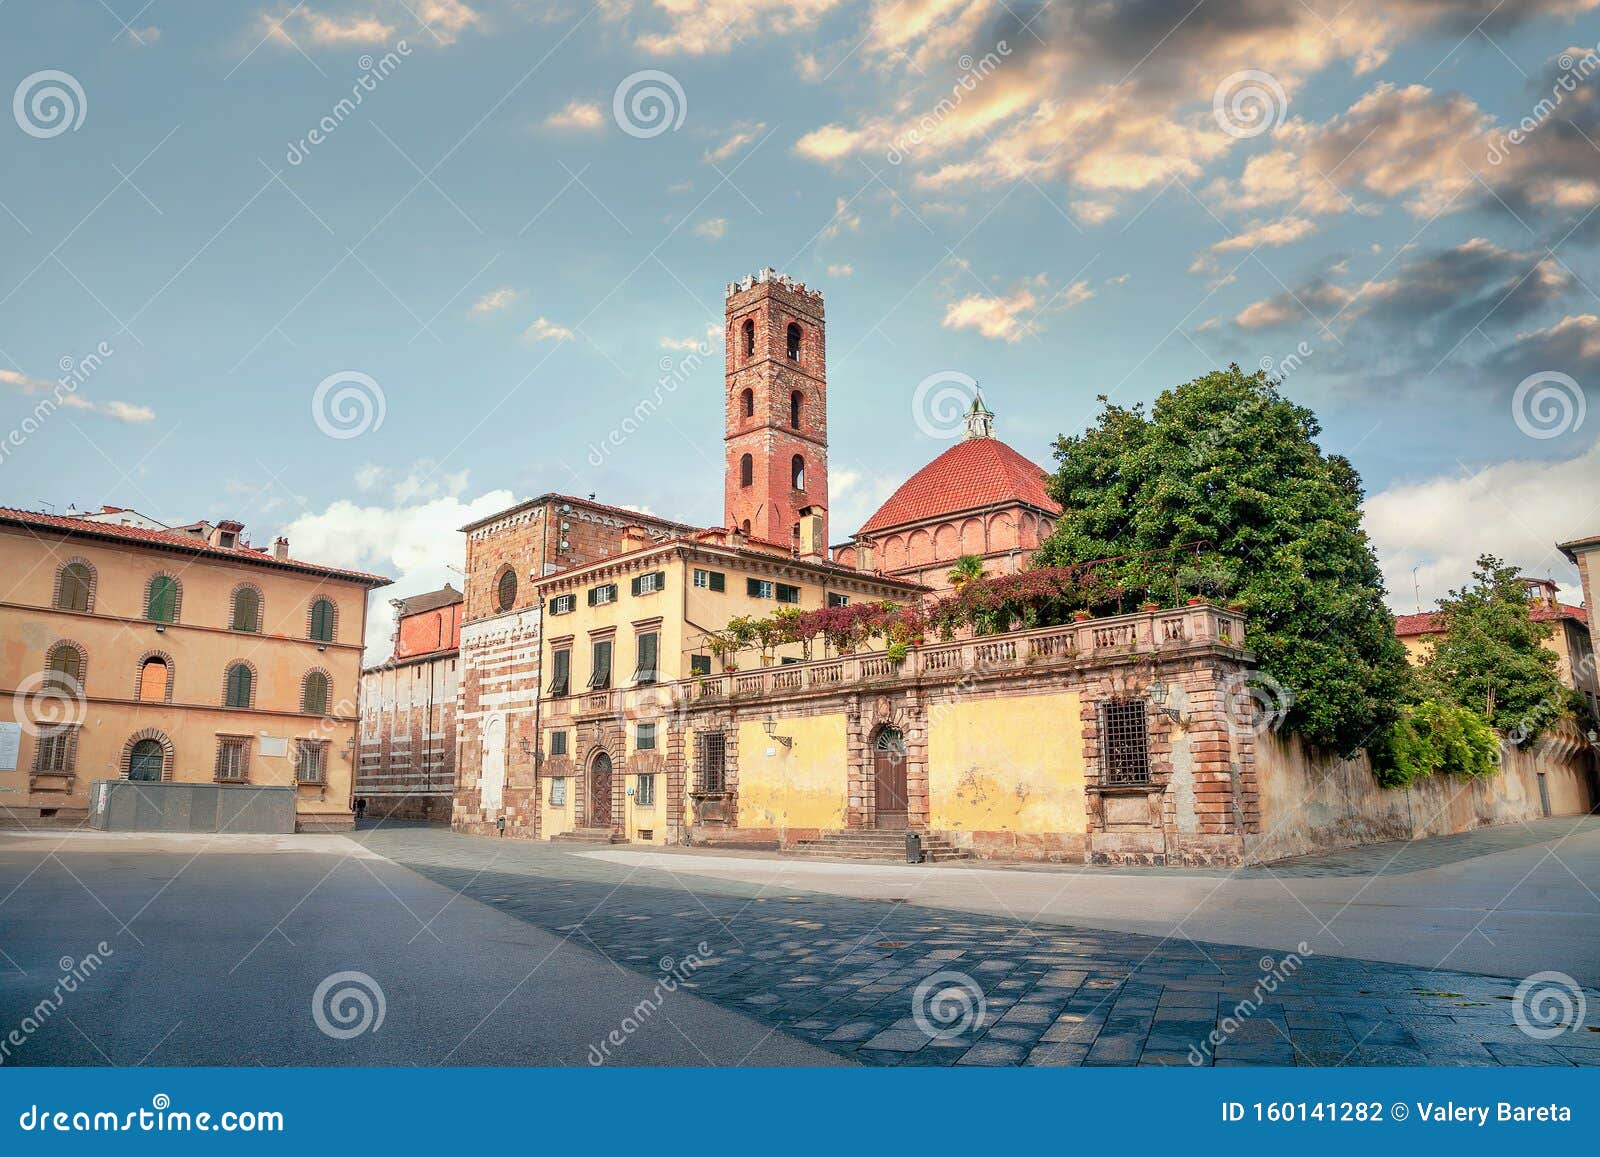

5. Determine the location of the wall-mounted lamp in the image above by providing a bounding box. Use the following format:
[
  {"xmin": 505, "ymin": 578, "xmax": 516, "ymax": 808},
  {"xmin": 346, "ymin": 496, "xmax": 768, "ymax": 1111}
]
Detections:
[
  {"xmin": 1147, "ymin": 677, "xmax": 1188, "ymax": 725},
  {"xmin": 762, "ymin": 717, "xmax": 793, "ymax": 749},
  {"xmin": 154, "ymin": 625, "xmax": 165, "ymax": 633}
]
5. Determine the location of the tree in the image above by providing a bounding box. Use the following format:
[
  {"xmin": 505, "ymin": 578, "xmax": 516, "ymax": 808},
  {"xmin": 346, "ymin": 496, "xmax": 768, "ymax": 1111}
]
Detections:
[
  {"xmin": 1419, "ymin": 555, "xmax": 1567, "ymax": 744},
  {"xmin": 1034, "ymin": 365, "xmax": 1409, "ymax": 755},
  {"xmin": 947, "ymin": 554, "xmax": 985, "ymax": 591}
]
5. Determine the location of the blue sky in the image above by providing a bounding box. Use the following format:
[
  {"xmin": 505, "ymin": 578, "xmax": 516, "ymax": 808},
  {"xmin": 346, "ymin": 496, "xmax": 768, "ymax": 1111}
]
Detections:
[{"xmin": 3, "ymin": 0, "xmax": 1599, "ymax": 653}]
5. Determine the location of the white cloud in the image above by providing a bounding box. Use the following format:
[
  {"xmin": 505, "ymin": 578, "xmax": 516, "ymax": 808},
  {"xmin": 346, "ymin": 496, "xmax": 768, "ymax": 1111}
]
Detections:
[
  {"xmin": 1, "ymin": 369, "xmax": 155, "ymax": 423},
  {"xmin": 544, "ymin": 99, "xmax": 605, "ymax": 131},
  {"xmin": 1211, "ymin": 215, "xmax": 1317, "ymax": 254},
  {"xmin": 704, "ymin": 122, "xmax": 765, "ymax": 163},
  {"xmin": 256, "ymin": 7, "xmax": 397, "ymax": 47},
  {"xmin": 630, "ymin": 0, "xmax": 844, "ymax": 56},
  {"xmin": 416, "ymin": 0, "xmax": 480, "ymax": 44},
  {"xmin": 1364, "ymin": 439, "xmax": 1600, "ymax": 613},
  {"xmin": 827, "ymin": 263, "xmax": 854, "ymax": 277},
  {"xmin": 942, "ymin": 274, "xmax": 1091, "ymax": 343},
  {"xmin": 470, "ymin": 286, "xmax": 521, "ymax": 314},
  {"xmin": 693, "ymin": 217, "xmax": 727, "ymax": 240},
  {"xmin": 660, "ymin": 323, "xmax": 720, "ymax": 351},
  {"xmin": 523, "ymin": 316, "xmax": 574, "ymax": 343}
]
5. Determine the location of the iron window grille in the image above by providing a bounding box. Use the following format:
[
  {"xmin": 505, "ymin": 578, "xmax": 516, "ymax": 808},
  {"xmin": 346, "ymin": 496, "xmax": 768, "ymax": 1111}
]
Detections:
[
  {"xmin": 1099, "ymin": 699, "xmax": 1151, "ymax": 786},
  {"xmin": 294, "ymin": 740, "xmax": 328, "ymax": 786},
  {"xmin": 215, "ymin": 737, "xmax": 250, "ymax": 782},
  {"xmin": 550, "ymin": 777, "xmax": 567, "ymax": 806},
  {"xmin": 32, "ymin": 728, "xmax": 78, "ymax": 774},
  {"xmin": 697, "ymin": 731, "xmax": 727, "ymax": 793},
  {"xmin": 636, "ymin": 773, "xmax": 656, "ymax": 806}
]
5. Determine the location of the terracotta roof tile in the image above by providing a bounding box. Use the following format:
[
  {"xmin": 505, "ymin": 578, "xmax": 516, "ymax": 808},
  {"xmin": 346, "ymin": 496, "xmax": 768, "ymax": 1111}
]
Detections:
[{"xmin": 857, "ymin": 437, "xmax": 1059, "ymax": 536}]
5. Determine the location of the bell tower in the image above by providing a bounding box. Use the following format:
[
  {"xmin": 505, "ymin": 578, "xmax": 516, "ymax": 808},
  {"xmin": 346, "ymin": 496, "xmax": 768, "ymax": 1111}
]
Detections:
[{"xmin": 723, "ymin": 268, "xmax": 828, "ymax": 551}]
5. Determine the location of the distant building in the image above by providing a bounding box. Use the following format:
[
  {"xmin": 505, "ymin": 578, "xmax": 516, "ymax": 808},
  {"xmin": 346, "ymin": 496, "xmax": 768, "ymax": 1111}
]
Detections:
[
  {"xmin": 355, "ymin": 584, "xmax": 463, "ymax": 823},
  {"xmin": 0, "ymin": 507, "xmax": 390, "ymax": 829}
]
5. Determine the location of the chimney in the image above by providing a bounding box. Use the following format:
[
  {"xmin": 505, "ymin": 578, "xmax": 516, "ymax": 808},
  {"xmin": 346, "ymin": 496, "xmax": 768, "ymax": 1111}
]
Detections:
[
  {"xmin": 621, "ymin": 525, "xmax": 651, "ymax": 551},
  {"xmin": 273, "ymin": 536, "xmax": 289, "ymax": 561},
  {"xmin": 857, "ymin": 541, "xmax": 876, "ymax": 573},
  {"xmin": 797, "ymin": 506, "xmax": 827, "ymax": 563}
]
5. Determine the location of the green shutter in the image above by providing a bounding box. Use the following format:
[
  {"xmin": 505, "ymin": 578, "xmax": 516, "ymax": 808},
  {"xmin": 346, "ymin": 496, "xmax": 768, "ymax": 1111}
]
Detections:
[{"xmin": 146, "ymin": 576, "xmax": 176, "ymax": 623}]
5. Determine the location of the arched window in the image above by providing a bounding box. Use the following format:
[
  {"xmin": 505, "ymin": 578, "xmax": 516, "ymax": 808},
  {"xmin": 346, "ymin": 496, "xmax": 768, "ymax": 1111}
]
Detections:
[
  {"xmin": 128, "ymin": 738, "xmax": 164, "ymax": 782},
  {"xmin": 145, "ymin": 574, "xmax": 180, "ymax": 623},
  {"xmin": 45, "ymin": 642, "xmax": 84, "ymax": 692},
  {"xmin": 739, "ymin": 453, "xmax": 753, "ymax": 488},
  {"xmin": 789, "ymin": 391, "xmax": 802, "ymax": 429},
  {"xmin": 786, "ymin": 322, "xmax": 801, "ymax": 361},
  {"xmin": 495, "ymin": 568, "xmax": 517, "ymax": 614},
  {"xmin": 740, "ymin": 519, "xmax": 751, "ymax": 536},
  {"xmin": 791, "ymin": 454, "xmax": 806, "ymax": 490},
  {"xmin": 308, "ymin": 598, "xmax": 336, "ymax": 643},
  {"xmin": 137, "ymin": 655, "xmax": 170, "ymax": 702},
  {"xmin": 224, "ymin": 663, "xmax": 254, "ymax": 709},
  {"xmin": 301, "ymin": 670, "xmax": 330, "ymax": 716},
  {"xmin": 54, "ymin": 561, "xmax": 94, "ymax": 612},
  {"xmin": 230, "ymin": 586, "xmax": 261, "ymax": 633},
  {"xmin": 741, "ymin": 317, "xmax": 755, "ymax": 358},
  {"xmin": 740, "ymin": 388, "xmax": 754, "ymax": 418}
]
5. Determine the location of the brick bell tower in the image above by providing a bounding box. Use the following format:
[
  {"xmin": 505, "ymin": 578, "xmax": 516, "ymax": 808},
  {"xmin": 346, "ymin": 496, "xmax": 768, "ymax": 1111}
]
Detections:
[{"xmin": 723, "ymin": 268, "xmax": 828, "ymax": 552}]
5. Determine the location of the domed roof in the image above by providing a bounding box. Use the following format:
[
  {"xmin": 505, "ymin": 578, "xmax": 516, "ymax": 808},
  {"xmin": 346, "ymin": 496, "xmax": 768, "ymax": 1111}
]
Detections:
[{"xmin": 856, "ymin": 435, "xmax": 1060, "ymax": 536}]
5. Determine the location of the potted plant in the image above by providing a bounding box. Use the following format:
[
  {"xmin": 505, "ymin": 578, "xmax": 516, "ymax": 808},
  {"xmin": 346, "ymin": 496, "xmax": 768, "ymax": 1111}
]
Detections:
[
  {"xmin": 1140, "ymin": 600, "xmax": 1160, "ymax": 613},
  {"xmin": 1072, "ymin": 609, "xmax": 1092, "ymax": 622}
]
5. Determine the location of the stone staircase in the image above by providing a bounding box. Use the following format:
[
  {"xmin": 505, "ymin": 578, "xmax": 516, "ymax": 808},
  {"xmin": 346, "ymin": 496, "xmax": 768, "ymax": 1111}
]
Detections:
[
  {"xmin": 551, "ymin": 827, "xmax": 628, "ymax": 846},
  {"xmin": 788, "ymin": 830, "xmax": 972, "ymax": 863}
]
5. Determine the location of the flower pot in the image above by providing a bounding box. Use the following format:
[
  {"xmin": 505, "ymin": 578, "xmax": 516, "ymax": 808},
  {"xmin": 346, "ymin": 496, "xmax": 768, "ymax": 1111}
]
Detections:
[
  {"xmin": 1186, "ymin": 597, "xmax": 1204, "ymax": 606},
  {"xmin": 1140, "ymin": 602, "xmax": 1159, "ymax": 613}
]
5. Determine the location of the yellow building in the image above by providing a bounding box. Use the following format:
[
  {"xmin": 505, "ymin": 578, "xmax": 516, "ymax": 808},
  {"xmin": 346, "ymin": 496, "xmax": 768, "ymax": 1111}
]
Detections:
[
  {"xmin": 0, "ymin": 507, "xmax": 390, "ymax": 829},
  {"xmin": 533, "ymin": 524, "xmax": 925, "ymax": 844}
]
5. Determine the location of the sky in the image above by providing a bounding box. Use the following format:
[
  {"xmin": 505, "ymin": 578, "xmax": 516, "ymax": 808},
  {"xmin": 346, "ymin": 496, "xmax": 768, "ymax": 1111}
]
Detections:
[{"xmin": 3, "ymin": 0, "xmax": 1600, "ymax": 657}]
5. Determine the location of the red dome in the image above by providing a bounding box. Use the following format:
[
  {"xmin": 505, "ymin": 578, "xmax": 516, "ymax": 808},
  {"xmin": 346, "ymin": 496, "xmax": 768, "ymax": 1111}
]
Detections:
[{"xmin": 856, "ymin": 437, "xmax": 1059, "ymax": 535}]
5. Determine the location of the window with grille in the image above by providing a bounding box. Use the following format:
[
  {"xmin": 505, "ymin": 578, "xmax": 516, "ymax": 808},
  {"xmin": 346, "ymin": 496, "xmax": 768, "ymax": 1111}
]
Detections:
[
  {"xmin": 1099, "ymin": 699, "xmax": 1151, "ymax": 785},
  {"xmin": 636, "ymin": 773, "xmax": 656, "ymax": 806},
  {"xmin": 550, "ymin": 593, "xmax": 575, "ymax": 615},
  {"xmin": 697, "ymin": 731, "xmax": 726, "ymax": 792},
  {"xmin": 549, "ymin": 730, "xmax": 568, "ymax": 756},
  {"xmin": 56, "ymin": 563, "xmax": 93, "ymax": 612},
  {"xmin": 747, "ymin": 578, "xmax": 773, "ymax": 599},
  {"xmin": 32, "ymin": 728, "xmax": 77, "ymax": 774},
  {"xmin": 309, "ymin": 598, "xmax": 336, "ymax": 643},
  {"xmin": 294, "ymin": 740, "xmax": 328, "ymax": 785},
  {"xmin": 636, "ymin": 723, "xmax": 657, "ymax": 751},
  {"xmin": 224, "ymin": 663, "xmax": 254, "ymax": 708},
  {"xmin": 587, "ymin": 639, "xmax": 612, "ymax": 689},
  {"xmin": 775, "ymin": 582, "xmax": 800, "ymax": 604},
  {"xmin": 547, "ymin": 649, "xmax": 571, "ymax": 696},
  {"xmin": 146, "ymin": 575, "xmax": 179, "ymax": 623},
  {"xmin": 632, "ymin": 632, "xmax": 658, "ymax": 685},
  {"xmin": 215, "ymin": 736, "xmax": 249, "ymax": 782},
  {"xmin": 550, "ymin": 777, "xmax": 567, "ymax": 806}
]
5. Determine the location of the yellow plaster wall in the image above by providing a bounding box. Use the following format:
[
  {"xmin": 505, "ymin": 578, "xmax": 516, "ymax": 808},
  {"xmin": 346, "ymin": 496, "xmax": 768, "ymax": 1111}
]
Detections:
[
  {"xmin": 928, "ymin": 692, "xmax": 1087, "ymax": 833},
  {"xmin": 735, "ymin": 714, "xmax": 848, "ymax": 831}
]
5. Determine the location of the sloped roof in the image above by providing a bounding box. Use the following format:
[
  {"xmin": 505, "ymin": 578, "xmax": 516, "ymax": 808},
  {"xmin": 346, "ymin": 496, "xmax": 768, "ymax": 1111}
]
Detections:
[
  {"xmin": 398, "ymin": 584, "xmax": 463, "ymax": 616},
  {"xmin": 857, "ymin": 436, "xmax": 1059, "ymax": 536}
]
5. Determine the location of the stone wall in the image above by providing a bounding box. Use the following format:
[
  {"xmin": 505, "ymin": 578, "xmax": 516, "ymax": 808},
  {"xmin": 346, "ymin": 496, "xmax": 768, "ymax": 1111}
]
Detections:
[{"xmin": 355, "ymin": 652, "xmax": 457, "ymax": 824}]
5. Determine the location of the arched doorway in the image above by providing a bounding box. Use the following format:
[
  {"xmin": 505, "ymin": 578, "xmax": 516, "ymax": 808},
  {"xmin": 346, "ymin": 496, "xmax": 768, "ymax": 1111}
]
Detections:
[
  {"xmin": 128, "ymin": 739, "xmax": 164, "ymax": 782},
  {"xmin": 872, "ymin": 727, "xmax": 908, "ymax": 830},
  {"xmin": 589, "ymin": 751, "xmax": 613, "ymax": 829}
]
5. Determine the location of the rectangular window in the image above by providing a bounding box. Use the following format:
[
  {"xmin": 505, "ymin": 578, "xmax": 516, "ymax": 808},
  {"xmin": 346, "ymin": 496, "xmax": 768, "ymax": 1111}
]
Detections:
[
  {"xmin": 747, "ymin": 578, "xmax": 773, "ymax": 599},
  {"xmin": 632, "ymin": 632, "xmax": 659, "ymax": 685},
  {"xmin": 636, "ymin": 722, "xmax": 657, "ymax": 751},
  {"xmin": 636, "ymin": 773, "xmax": 656, "ymax": 807},
  {"xmin": 697, "ymin": 730, "xmax": 727, "ymax": 793},
  {"xmin": 587, "ymin": 639, "xmax": 613, "ymax": 690},
  {"xmin": 1099, "ymin": 700, "xmax": 1151, "ymax": 786},
  {"xmin": 828, "ymin": 592, "xmax": 850, "ymax": 607},
  {"xmin": 549, "ymin": 730, "xmax": 568, "ymax": 756},
  {"xmin": 215, "ymin": 736, "xmax": 250, "ymax": 783},
  {"xmin": 550, "ymin": 777, "xmax": 567, "ymax": 806},
  {"xmin": 630, "ymin": 571, "xmax": 665, "ymax": 596},
  {"xmin": 549, "ymin": 593, "xmax": 575, "ymax": 616},
  {"xmin": 294, "ymin": 740, "xmax": 328, "ymax": 785},
  {"xmin": 588, "ymin": 583, "xmax": 617, "ymax": 607},
  {"xmin": 690, "ymin": 654, "xmax": 712, "ymax": 676},
  {"xmin": 693, "ymin": 569, "xmax": 726, "ymax": 592},
  {"xmin": 547, "ymin": 649, "xmax": 571, "ymax": 696},
  {"xmin": 775, "ymin": 582, "xmax": 800, "ymax": 604},
  {"xmin": 32, "ymin": 727, "xmax": 78, "ymax": 774}
]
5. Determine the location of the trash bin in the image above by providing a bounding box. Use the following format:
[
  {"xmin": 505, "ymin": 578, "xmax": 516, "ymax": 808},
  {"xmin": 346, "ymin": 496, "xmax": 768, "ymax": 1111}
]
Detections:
[{"xmin": 905, "ymin": 832, "xmax": 923, "ymax": 864}]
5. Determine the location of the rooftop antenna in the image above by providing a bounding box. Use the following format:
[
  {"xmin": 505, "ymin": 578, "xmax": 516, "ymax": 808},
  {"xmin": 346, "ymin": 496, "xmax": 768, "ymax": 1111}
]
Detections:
[
  {"xmin": 1411, "ymin": 566, "xmax": 1422, "ymax": 615},
  {"xmin": 38, "ymin": 500, "xmax": 55, "ymax": 514}
]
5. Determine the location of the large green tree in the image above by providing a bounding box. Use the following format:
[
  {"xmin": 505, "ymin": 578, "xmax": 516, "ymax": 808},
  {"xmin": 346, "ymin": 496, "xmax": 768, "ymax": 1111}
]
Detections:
[
  {"xmin": 1034, "ymin": 365, "xmax": 1409, "ymax": 755},
  {"xmin": 1419, "ymin": 555, "xmax": 1567, "ymax": 743}
]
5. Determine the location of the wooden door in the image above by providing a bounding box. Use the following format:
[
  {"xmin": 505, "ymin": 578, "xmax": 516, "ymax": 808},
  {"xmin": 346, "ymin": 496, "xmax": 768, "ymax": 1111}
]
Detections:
[
  {"xmin": 873, "ymin": 728, "xmax": 908, "ymax": 830},
  {"xmin": 589, "ymin": 752, "xmax": 613, "ymax": 828}
]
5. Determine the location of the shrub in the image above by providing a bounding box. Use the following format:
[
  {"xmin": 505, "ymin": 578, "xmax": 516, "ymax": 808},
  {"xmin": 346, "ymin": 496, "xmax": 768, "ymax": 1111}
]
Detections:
[{"xmin": 1370, "ymin": 699, "xmax": 1499, "ymax": 788}]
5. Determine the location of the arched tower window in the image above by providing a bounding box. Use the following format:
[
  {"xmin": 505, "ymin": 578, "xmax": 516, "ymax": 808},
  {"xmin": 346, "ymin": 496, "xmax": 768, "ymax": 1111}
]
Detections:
[
  {"xmin": 786, "ymin": 322, "xmax": 801, "ymax": 361},
  {"xmin": 739, "ymin": 453, "xmax": 754, "ymax": 487},
  {"xmin": 740, "ymin": 519, "xmax": 751, "ymax": 536},
  {"xmin": 791, "ymin": 454, "xmax": 806, "ymax": 490},
  {"xmin": 740, "ymin": 388, "xmax": 754, "ymax": 418},
  {"xmin": 741, "ymin": 317, "xmax": 755, "ymax": 359},
  {"xmin": 789, "ymin": 391, "xmax": 802, "ymax": 429}
]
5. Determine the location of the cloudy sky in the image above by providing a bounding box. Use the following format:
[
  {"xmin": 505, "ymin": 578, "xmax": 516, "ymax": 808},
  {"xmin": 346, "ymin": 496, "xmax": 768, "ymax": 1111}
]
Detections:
[{"xmin": 3, "ymin": 0, "xmax": 1599, "ymax": 654}]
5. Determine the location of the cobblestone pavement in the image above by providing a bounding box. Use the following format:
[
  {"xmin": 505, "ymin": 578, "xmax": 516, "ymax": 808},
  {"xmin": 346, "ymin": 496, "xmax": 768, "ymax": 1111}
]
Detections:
[{"xmin": 356, "ymin": 825, "xmax": 1600, "ymax": 1068}]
